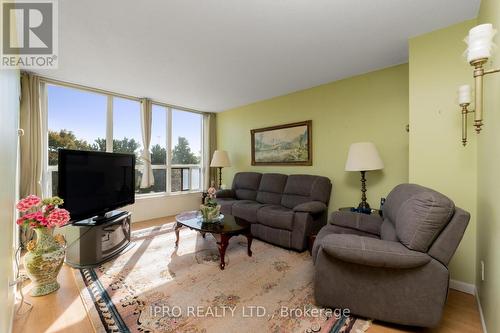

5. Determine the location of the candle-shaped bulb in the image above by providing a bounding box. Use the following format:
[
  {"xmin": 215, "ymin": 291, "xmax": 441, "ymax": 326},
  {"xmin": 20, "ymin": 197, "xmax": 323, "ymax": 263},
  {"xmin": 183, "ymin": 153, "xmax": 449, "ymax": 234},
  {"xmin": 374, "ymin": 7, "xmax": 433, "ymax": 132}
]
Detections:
[{"xmin": 458, "ymin": 84, "xmax": 471, "ymax": 105}]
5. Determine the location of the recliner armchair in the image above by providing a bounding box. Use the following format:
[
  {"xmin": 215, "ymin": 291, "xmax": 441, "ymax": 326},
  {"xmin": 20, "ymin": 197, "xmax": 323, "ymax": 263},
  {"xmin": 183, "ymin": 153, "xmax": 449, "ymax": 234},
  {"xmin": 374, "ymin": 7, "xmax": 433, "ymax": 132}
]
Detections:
[{"xmin": 312, "ymin": 184, "xmax": 470, "ymax": 327}]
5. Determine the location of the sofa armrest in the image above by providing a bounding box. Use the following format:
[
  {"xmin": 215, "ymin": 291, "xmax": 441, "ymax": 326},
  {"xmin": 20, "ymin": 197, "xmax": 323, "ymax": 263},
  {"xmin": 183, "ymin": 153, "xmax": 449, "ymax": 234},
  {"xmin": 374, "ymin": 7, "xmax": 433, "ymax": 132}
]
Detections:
[
  {"xmin": 293, "ymin": 201, "xmax": 327, "ymax": 214},
  {"xmin": 215, "ymin": 189, "xmax": 235, "ymax": 198},
  {"xmin": 329, "ymin": 211, "xmax": 382, "ymax": 236},
  {"xmin": 319, "ymin": 234, "xmax": 431, "ymax": 269}
]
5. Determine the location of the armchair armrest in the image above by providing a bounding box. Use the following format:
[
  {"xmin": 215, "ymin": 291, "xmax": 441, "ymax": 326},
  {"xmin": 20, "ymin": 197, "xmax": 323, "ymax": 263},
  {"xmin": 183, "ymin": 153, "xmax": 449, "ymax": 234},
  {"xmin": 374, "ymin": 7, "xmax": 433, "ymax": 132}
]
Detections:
[
  {"xmin": 319, "ymin": 234, "xmax": 431, "ymax": 269},
  {"xmin": 215, "ymin": 189, "xmax": 235, "ymax": 199},
  {"xmin": 329, "ymin": 211, "xmax": 382, "ymax": 236},
  {"xmin": 293, "ymin": 201, "xmax": 327, "ymax": 214}
]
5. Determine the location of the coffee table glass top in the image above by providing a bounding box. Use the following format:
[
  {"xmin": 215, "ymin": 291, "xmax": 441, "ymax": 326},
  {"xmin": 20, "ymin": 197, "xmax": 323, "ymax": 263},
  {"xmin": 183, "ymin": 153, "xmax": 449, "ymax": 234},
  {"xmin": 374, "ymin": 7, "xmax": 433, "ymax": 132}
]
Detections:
[{"xmin": 175, "ymin": 211, "xmax": 249, "ymax": 234}]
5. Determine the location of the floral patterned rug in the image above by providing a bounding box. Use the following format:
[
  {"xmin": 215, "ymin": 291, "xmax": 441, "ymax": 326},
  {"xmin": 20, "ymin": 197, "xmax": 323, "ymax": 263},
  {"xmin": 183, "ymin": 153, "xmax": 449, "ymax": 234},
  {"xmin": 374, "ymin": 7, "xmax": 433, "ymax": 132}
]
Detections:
[{"xmin": 73, "ymin": 223, "xmax": 371, "ymax": 333}]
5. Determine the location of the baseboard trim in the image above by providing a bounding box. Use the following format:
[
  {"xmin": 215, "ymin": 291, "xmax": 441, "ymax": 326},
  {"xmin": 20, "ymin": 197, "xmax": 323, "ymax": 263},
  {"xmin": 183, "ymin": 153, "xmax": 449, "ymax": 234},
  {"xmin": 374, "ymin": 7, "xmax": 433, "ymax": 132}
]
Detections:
[
  {"xmin": 475, "ymin": 289, "xmax": 488, "ymax": 333},
  {"xmin": 449, "ymin": 280, "xmax": 487, "ymax": 332},
  {"xmin": 449, "ymin": 279, "xmax": 476, "ymax": 294}
]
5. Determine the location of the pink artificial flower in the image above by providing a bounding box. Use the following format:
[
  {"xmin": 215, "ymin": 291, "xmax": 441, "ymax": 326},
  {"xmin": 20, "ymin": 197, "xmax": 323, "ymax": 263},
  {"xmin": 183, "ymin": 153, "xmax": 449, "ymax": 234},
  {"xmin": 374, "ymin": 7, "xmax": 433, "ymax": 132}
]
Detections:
[
  {"xmin": 16, "ymin": 195, "xmax": 42, "ymax": 212},
  {"xmin": 16, "ymin": 217, "xmax": 25, "ymax": 226},
  {"xmin": 20, "ymin": 211, "xmax": 47, "ymax": 227},
  {"xmin": 46, "ymin": 208, "xmax": 71, "ymax": 227}
]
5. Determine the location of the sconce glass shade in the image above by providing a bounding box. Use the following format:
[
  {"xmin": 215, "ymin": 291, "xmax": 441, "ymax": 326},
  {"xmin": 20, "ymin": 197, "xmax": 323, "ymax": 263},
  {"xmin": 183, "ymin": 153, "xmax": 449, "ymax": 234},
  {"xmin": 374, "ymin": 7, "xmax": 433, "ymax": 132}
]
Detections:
[
  {"xmin": 466, "ymin": 23, "xmax": 497, "ymax": 63},
  {"xmin": 458, "ymin": 84, "xmax": 471, "ymax": 104}
]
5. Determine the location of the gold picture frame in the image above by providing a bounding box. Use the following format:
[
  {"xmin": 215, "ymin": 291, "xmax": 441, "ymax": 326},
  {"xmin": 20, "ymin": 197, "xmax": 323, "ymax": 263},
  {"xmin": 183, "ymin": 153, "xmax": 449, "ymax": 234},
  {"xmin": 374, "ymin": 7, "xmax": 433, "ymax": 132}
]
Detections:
[{"xmin": 251, "ymin": 120, "xmax": 312, "ymax": 166}]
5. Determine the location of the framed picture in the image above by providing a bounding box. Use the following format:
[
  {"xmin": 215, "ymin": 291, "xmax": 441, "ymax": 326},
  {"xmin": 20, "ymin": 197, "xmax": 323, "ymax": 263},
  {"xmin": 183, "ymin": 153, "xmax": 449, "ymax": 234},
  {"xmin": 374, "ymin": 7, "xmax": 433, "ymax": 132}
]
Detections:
[{"xmin": 251, "ymin": 120, "xmax": 312, "ymax": 166}]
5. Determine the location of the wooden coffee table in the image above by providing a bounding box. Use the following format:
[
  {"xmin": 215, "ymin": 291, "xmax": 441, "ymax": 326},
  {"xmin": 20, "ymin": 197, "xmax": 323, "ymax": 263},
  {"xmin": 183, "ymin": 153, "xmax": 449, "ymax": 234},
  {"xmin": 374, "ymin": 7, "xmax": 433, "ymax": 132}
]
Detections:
[{"xmin": 174, "ymin": 211, "xmax": 253, "ymax": 270}]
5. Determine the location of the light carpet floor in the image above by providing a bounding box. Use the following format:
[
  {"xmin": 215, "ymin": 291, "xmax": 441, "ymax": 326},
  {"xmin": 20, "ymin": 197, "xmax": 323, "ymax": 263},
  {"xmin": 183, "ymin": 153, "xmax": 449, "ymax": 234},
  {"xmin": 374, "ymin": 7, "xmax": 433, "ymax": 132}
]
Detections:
[{"xmin": 74, "ymin": 223, "xmax": 370, "ymax": 333}]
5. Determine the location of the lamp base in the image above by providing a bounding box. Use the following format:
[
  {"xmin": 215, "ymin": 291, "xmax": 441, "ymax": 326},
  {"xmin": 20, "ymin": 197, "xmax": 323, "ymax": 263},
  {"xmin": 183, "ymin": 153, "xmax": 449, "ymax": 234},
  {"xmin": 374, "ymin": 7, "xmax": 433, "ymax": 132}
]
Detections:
[
  {"xmin": 356, "ymin": 201, "xmax": 371, "ymax": 214},
  {"xmin": 357, "ymin": 171, "xmax": 371, "ymax": 214}
]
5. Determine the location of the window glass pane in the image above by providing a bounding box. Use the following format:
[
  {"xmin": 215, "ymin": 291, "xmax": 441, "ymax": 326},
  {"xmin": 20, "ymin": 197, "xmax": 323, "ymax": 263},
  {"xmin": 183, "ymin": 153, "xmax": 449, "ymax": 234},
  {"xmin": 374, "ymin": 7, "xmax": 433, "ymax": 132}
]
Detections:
[
  {"xmin": 47, "ymin": 84, "xmax": 107, "ymax": 166},
  {"xmin": 191, "ymin": 168, "xmax": 200, "ymax": 190},
  {"xmin": 171, "ymin": 168, "xmax": 182, "ymax": 192},
  {"xmin": 151, "ymin": 105, "xmax": 167, "ymax": 165},
  {"xmin": 182, "ymin": 168, "xmax": 189, "ymax": 190},
  {"xmin": 152, "ymin": 169, "xmax": 166, "ymax": 192},
  {"xmin": 51, "ymin": 170, "xmax": 58, "ymax": 197},
  {"xmin": 113, "ymin": 97, "xmax": 142, "ymax": 155},
  {"xmin": 171, "ymin": 110, "xmax": 202, "ymax": 165},
  {"xmin": 47, "ymin": 84, "xmax": 107, "ymax": 196}
]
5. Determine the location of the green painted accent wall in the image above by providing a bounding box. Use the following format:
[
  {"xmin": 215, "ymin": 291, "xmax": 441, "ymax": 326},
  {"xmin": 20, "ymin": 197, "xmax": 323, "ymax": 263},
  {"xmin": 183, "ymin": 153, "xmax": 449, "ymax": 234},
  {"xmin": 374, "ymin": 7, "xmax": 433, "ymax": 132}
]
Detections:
[
  {"xmin": 477, "ymin": 0, "xmax": 500, "ymax": 332},
  {"xmin": 409, "ymin": 20, "xmax": 477, "ymax": 285},
  {"xmin": 217, "ymin": 64, "xmax": 409, "ymax": 212}
]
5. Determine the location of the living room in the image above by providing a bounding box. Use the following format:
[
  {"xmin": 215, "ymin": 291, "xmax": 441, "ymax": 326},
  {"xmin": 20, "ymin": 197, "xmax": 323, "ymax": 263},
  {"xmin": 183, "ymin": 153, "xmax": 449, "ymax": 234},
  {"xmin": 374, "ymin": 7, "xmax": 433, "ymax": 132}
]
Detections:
[{"xmin": 0, "ymin": 0, "xmax": 498, "ymax": 332}]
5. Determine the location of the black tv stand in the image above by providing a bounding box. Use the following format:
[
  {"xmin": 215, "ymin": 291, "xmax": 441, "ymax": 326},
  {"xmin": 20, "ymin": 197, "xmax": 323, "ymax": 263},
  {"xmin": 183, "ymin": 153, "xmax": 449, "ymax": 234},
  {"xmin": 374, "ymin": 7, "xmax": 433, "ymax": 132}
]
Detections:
[
  {"xmin": 62, "ymin": 210, "xmax": 132, "ymax": 268},
  {"xmin": 72, "ymin": 210, "xmax": 128, "ymax": 226}
]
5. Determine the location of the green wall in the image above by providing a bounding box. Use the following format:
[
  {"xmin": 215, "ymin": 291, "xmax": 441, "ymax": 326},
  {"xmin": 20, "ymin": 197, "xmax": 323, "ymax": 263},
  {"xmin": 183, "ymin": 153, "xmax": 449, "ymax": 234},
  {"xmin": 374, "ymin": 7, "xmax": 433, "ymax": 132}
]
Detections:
[
  {"xmin": 477, "ymin": 0, "xmax": 500, "ymax": 332},
  {"xmin": 408, "ymin": 20, "xmax": 478, "ymax": 285},
  {"xmin": 217, "ymin": 64, "xmax": 409, "ymax": 212}
]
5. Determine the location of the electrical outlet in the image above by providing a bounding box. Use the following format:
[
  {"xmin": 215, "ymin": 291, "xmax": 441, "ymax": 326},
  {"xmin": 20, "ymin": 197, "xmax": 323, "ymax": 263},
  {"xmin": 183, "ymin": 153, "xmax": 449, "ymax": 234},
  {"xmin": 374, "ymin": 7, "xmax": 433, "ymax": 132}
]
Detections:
[{"xmin": 481, "ymin": 260, "xmax": 485, "ymax": 281}]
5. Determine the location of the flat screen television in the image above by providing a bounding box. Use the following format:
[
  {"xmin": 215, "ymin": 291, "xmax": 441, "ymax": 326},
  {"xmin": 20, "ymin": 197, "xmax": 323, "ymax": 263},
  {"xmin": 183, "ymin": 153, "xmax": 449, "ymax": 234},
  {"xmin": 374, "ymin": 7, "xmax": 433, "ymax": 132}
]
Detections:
[{"xmin": 58, "ymin": 149, "xmax": 136, "ymax": 222}]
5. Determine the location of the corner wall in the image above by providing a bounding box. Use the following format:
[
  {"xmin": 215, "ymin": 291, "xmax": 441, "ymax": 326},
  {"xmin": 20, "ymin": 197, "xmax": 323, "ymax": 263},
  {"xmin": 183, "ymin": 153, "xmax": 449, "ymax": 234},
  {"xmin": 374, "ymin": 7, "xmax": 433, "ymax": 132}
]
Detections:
[
  {"xmin": 476, "ymin": 0, "xmax": 500, "ymax": 332},
  {"xmin": 408, "ymin": 20, "xmax": 477, "ymax": 284},
  {"xmin": 0, "ymin": 69, "xmax": 20, "ymax": 333},
  {"xmin": 217, "ymin": 64, "xmax": 409, "ymax": 212}
]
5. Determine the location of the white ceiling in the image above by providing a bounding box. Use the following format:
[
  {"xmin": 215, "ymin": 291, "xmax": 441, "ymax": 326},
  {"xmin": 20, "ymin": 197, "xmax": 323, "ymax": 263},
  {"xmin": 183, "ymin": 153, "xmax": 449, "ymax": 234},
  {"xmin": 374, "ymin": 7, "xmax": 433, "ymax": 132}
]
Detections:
[{"xmin": 33, "ymin": 0, "xmax": 480, "ymax": 112}]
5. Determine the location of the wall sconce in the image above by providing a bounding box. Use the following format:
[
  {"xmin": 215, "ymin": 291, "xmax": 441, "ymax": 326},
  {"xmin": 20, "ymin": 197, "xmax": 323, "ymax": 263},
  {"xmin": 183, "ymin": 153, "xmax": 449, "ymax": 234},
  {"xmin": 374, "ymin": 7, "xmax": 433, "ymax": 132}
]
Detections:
[{"xmin": 459, "ymin": 23, "xmax": 499, "ymax": 146}]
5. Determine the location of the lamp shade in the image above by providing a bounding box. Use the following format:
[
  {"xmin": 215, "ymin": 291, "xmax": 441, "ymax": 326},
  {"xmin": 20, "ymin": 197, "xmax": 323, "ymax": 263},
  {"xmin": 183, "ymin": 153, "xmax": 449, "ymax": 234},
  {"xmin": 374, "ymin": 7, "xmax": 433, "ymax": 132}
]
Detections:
[
  {"xmin": 345, "ymin": 142, "xmax": 384, "ymax": 172},
  {"xmin": 210, "ymin": 150, "xmax": 231, "ymax": 167}
]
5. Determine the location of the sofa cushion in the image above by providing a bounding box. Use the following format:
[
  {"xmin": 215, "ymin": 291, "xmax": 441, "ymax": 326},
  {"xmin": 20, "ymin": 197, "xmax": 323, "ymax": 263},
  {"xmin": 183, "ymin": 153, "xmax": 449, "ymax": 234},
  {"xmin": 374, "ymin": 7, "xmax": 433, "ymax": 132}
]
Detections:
[
  {"xmin": 216, "ymin": 198, "xmax": 239, "ymax": 215},
  {"xmin": 232, "ymin": 201, "xmax": 266, "ymax": 223},
  {"xmin": 257, "ymin": 205, "xmax": 294, "ymax": 231},
  {"xmin": 380, "ymin": 219, "xmax": 398, "ymax": 242},
  {"xmin": 232, "ymin": 172, "xmax": 262, "ymax": 201},
  {"xmin": 384, "ymin": 184, "xmax": 455, "ymax": 252},
  {"xmin": 329, "ymin": 211, "xmax": 382, "ymax": 236},
  {"xmin": 281, "ymin": 175, "xmax": 332, "ymax": 209},
  {"xmin": 320, "ymin": 234, "xmax": 431, "ymax": 269},
  {"xmin": 256, "ymin": 173, "xmax": 288, "ymax": 205}
]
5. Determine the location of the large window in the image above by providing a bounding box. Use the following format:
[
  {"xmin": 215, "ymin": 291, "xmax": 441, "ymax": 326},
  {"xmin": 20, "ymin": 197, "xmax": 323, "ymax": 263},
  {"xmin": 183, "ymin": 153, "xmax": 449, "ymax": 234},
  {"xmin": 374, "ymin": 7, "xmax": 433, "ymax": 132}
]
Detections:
[
  {"xmin": 47, "ymin": 84, "xmax": 107, "ymax": 195},
  {"xmin": 171, "ymin": 109, "xmax": 202, "ymax": 192},
  {"xmin": 45, "ymin": 83, "xmax": 204, "ymax": 197}
]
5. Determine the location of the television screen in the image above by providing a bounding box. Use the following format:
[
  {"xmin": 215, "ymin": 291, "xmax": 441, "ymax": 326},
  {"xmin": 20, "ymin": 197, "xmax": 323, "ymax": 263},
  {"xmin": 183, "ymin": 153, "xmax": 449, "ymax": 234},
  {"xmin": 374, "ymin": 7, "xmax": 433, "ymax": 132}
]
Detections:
[{"xmin": 58, "ymin": 149, "xmax": 135, "ymax": 221}]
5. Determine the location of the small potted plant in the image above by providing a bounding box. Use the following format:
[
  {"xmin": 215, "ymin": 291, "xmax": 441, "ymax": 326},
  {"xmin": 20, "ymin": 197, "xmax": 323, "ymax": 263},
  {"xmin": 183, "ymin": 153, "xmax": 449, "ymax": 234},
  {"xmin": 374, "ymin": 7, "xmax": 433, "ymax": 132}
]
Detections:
[
  {"xmin": 16, "ymin": 195, "xmax": 71, "ymax": 296},
  {"xmin": 199, "ymin": 184, "xmax": 221, "ymax": 223}
]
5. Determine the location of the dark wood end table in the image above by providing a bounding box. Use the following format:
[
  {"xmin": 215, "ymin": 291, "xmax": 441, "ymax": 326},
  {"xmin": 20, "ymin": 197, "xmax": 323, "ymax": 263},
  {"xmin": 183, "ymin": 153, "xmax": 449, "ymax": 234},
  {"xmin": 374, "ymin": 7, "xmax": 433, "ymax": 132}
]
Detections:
[{"xmin": 174, "ymin": 211, "xmax": 253, "ymax": 270}]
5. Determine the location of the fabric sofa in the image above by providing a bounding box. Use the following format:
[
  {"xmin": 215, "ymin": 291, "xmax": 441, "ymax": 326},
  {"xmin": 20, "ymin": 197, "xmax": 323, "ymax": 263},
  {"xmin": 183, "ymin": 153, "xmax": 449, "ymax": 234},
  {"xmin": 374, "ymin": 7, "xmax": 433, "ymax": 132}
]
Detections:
[
  {"xmin": 312, "ymin": 184, "xmax": 470, "ymax": 327},
  {"xmin": 215, "ymin": 172, "xmax": 332, "ymax": 251}
]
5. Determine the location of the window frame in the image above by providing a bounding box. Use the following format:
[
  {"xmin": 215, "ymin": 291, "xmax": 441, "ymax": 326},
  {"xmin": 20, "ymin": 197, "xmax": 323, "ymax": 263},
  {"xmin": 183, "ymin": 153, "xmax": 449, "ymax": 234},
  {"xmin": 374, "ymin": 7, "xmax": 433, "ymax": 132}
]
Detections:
[{"xmin": 43, "ymin": 80, "xmax": 205, "ymax": 199}]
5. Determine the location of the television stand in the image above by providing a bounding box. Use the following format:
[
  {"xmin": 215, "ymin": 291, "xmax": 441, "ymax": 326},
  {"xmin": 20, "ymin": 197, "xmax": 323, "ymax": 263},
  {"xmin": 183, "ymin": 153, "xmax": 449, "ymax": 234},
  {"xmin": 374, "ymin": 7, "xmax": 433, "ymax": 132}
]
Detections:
[{"xmin": 61, "ymin": 210, "xmax": 131, "ymax": 268}]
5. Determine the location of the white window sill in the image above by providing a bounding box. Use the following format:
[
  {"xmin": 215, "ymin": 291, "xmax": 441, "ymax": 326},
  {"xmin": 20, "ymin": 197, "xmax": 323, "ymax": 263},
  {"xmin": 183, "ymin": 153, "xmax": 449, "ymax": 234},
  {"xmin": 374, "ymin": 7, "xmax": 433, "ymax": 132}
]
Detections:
[{"xmin": 135, "ymin": 190, "xmax": 203, "ymax": 201}]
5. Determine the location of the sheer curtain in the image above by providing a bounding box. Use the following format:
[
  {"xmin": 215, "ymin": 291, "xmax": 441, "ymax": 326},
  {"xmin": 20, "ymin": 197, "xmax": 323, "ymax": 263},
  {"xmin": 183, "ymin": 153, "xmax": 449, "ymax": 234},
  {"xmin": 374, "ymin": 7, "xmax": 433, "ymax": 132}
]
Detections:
[
  {"xmin": 139, "ymin": 98, "xmax": 154, "ymax": 188},
  {"xmin": 203, "ymin": 112, "xmax": 217, "ymax": 189}
]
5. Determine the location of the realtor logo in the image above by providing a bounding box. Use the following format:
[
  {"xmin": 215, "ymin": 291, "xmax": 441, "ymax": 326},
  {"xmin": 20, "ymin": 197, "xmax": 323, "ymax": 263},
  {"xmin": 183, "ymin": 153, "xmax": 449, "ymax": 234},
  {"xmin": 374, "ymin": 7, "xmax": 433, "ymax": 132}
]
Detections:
[{"xmin": 1, "ymin": 0, "xmax": 58, "ymax": 69}]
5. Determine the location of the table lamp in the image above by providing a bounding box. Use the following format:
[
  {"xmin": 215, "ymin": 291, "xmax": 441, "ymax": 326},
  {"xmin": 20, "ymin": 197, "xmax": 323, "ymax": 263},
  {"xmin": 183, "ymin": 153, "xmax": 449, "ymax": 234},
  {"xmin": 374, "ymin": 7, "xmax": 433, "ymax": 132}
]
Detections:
[
  {"xmin": 210, "ymin": 150, "xmax": 231, "ymax": 188},
  {"xmin": 345, "ymin": 142, "xmax": 384, "ymax": 212}
]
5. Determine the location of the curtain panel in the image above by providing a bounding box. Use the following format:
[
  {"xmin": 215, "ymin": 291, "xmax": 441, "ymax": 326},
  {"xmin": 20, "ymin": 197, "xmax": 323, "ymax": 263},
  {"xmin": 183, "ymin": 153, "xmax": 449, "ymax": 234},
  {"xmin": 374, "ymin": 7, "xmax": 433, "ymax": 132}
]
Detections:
[
  {"xmin": 203, "ymin": 112, "xmax": 217, "ymax": 189},
  {"xmin": 139, "ymin": 98, "xmax": 154, "ymax": 188},
  {"xmin": 19, "ymin": 73, "xmax": 44, "ymax": 245}
]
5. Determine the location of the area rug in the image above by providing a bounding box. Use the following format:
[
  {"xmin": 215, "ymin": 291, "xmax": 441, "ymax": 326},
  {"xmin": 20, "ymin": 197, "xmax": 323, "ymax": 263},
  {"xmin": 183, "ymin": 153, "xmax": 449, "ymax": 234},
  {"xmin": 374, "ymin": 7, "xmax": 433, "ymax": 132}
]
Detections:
[{"xmin": 73, "ymin": 223, "xmax": 371, "ymax": 333}]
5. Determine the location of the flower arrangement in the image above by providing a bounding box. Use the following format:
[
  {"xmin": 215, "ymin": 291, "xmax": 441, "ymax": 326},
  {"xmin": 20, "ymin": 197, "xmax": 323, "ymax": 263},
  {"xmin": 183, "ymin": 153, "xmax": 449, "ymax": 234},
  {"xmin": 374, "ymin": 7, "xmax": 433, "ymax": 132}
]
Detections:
[
  {"xmin": 200, "ymin": 185, "xmax": 221, "ymax": 222},
  {"xmin": 16, "ymin": 195, "xmax": 71, "ymax": 296},
  {"xmin": 16, "ymin": 195, "xmax": 70, "ymax": 229}
]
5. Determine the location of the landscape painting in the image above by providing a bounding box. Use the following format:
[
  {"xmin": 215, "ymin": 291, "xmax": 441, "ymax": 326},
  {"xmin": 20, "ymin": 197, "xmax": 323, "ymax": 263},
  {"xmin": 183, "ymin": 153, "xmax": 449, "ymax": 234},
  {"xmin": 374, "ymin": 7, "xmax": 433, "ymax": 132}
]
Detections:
[{"xmin": 251, "ymin": 120, "xmax": 312, "ymax": 165}]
